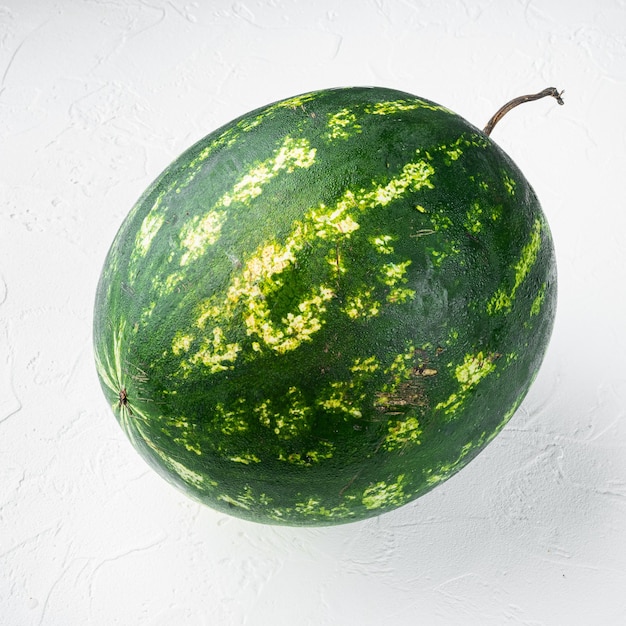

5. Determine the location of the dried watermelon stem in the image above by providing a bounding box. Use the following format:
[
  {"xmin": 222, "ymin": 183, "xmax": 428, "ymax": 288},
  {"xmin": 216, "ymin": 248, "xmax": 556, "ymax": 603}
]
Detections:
[{"xmin": 483, "ymin": 87, "xmax": 564, "ymax": 137}]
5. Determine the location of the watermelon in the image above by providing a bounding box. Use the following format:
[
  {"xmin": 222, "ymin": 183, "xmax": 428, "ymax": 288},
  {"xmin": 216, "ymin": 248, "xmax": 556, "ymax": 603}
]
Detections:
[{"xmin": 93, "ymin": 86, "xmax": 559, "ymax": 525}]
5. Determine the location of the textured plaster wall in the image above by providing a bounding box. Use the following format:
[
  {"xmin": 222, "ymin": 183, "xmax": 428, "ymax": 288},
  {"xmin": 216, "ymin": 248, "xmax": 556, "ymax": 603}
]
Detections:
[{"xmin": 2, "ymin": 0, "xmax": 626, "ymax": 624}]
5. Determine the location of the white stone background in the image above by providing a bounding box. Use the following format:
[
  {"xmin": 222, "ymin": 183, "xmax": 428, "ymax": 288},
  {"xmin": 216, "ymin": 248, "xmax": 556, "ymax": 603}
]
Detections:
[{"xmin": 2, "ymin": 0, "xmax": 626, "ymax": 623}]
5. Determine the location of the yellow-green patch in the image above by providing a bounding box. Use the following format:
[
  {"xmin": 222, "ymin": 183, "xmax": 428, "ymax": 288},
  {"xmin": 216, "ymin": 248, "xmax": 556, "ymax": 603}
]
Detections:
[
  {"xmin": 503, "ymin": 172, "xmax": 516, "ymax": 196},
  {"xmin": 229, "ymin": 453, "xmax": 261, "ymax": 465},
  {"xmin": 317, "ymin": 380, "xmax": 366, "ymax": 419},
  {"xmin": 279, "ymin": 441, "xmax": 334, "ymax": 465},
  {"xmin": 530, "ymin": 282, "xmax": 547, "ymax": 316},
  {"xmin": 133, "ymin": 209, "xmax": 165, "ymax": 261},
  {"xmin": 425, "ymin": 438, "xmax": 480, "ymax": 487},
  {"xmin": 464, "ymin": 202, "xmax": 483, "ymax": 234},
  {"xmin": 383, "ymin": 416, "xmax": 422, "ymax": 451},
  {"xmin": 327, "ymin": 108, "xmax": 362, "ymax": 141},
  {"xmin": 362, "ymin": 474, "xmax": 408, "ymax": 510},
  {"xmin": 179, "ymin": 211, "xmax": 227, "ymax": 266},
  {"xmin": 436, "ymin": 351, "xmax": 498, "ymax": 416}
]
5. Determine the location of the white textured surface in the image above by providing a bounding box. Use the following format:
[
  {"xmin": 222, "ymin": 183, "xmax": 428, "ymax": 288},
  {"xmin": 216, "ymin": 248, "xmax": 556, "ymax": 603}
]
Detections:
[{"xmin": 2, "ymin": 1, "xmax": 626, "ymax": 624}]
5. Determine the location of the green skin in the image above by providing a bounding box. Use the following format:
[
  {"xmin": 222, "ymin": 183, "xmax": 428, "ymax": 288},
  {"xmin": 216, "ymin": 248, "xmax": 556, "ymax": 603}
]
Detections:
[{"xmin": 93, "ymin": 86, "xmax": 557, "ymax": 525}]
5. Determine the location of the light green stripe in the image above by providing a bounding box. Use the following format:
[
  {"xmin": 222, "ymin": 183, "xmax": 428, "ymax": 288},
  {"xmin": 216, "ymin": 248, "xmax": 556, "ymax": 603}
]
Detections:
[
  {"xmin": 218, "ymin": 136, "xmax": 316, "ymax": 208},
  {"xmin": 177, "ymin": 155, "xmax": 435, "ymax": 371},
  {"xmin": 488, "ymin": 218, "xmax": 542, "ymax": 315},
  {"xmin": 365, "ymin": 98, "xmax": 450, "ymax": 115}
]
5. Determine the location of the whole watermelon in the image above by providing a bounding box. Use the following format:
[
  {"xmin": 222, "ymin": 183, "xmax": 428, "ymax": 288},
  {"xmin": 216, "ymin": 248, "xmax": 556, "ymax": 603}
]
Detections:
[{"xmin": 93, "ymin": 86, "xmax": 557, "ymax": 525}]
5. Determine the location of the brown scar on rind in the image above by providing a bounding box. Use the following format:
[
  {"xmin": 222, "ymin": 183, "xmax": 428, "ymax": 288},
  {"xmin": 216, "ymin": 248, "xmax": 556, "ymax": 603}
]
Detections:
[{"xmin": 119, "ymin": 387, "xmax": 133, "ymax": 415}]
